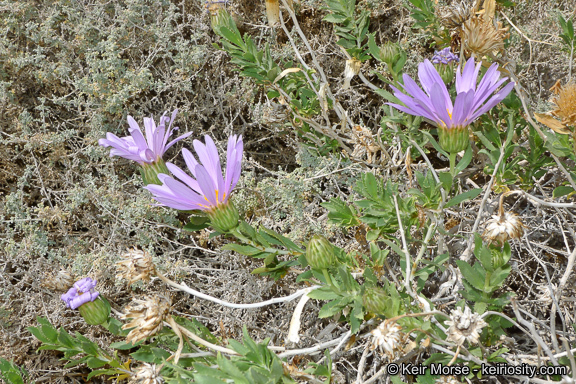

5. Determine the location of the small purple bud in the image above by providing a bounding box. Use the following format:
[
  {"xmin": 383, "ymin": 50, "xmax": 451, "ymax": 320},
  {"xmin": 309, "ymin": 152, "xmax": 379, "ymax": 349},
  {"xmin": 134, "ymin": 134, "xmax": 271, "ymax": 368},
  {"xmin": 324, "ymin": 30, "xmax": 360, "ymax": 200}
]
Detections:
[{"xmin": 61, "ymin": 277, "xmax": 100, "ymax": 310}]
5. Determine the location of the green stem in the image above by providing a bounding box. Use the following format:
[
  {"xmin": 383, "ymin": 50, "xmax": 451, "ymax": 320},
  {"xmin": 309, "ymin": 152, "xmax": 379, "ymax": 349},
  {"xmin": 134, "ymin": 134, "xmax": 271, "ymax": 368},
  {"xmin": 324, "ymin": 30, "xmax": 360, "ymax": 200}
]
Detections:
[{"xmin": 449, "ymin": 152, "xmax": 457, "ymax": 178}]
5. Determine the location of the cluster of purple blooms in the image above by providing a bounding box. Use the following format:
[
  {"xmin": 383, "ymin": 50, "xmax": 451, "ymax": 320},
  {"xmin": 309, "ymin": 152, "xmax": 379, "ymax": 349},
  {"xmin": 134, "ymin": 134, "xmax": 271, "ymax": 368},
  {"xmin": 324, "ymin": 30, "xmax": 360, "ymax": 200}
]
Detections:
[
  {"xmin": 61, "ymin": 277, "xmax": 99, "ymax": 309},
  {"xmin": 99, "ymin": 109, "xmax": 243, "ymax": 213},
  {"xmin": 431, "ymin": 47, "xmax": 459, "ymax": 65}
]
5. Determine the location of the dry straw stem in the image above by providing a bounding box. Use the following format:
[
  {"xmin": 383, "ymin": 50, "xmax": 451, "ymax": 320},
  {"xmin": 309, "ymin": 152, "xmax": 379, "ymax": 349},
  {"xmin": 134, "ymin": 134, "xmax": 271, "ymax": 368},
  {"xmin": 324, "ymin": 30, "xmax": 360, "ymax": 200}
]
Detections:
[{"xmin": 157, "ymin": 271, "xmax": 319, "ymax": 309}]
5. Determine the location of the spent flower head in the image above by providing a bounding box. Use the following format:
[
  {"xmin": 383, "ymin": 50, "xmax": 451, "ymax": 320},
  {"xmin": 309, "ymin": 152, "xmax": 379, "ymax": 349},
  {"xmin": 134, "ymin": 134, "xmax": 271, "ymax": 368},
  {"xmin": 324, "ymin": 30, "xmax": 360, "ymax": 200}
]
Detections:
[
  {"xmin": 369, "ymin": 321, "xmax": 404, "ymax": 360},
  {"xmin": 445, "ymin": 306, "xmax": 487, "ymax": 346},
  {"xmin": 129, "ymin": 363, "xmax": 164, "ymax": 384},
  {"xmin": 462, "ymin": 16, "xmax": 508, "ymax": 56},
  {"xmin": 121, "ymin": 295, "xmax": 171, "ymax": 344},
  {"xmin": 387, "ymin": 57, "xmax": 513, "ymax": 153},
  {"xmin": 116, "ymin": 249, "xmax": 156, "ymax": 285},
  {"xmin": 43, "ymin": 269, "xmax": 74, "ymax": 291},
  {"xmin": 482, "ymin": 211, "xmax": 524, "ymax": 245}
]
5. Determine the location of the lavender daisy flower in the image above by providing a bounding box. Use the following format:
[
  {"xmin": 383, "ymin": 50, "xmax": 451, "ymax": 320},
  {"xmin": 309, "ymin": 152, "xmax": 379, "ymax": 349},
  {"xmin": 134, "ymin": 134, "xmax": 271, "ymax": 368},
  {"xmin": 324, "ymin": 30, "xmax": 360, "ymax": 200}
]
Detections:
[
  {"xmin": 145, "ymin": 135, "xmax": 243, "ymax": 232},
  {"xmin": 388, "ymin": 57, "xmax": 514, "ymax": 155},
  {"xmin": 61, "ymin": 277, "xmax": 110, "ymax": 325},
  {"xmin": 99, "ymin": 109, "xmax": 192, "ymax": 185}
]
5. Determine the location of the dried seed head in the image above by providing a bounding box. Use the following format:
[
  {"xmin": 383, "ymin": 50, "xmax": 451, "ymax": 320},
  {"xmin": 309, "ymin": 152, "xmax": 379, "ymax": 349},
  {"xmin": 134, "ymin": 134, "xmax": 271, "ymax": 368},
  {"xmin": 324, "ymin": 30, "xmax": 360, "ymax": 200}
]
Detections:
[
  {"xmin": 265, "ymin": 0, "xmax": 280, "ymax": 26},
  {"xmin": 129, "ymin": 363, "xmax": 163, "ymax": 384},
  {"xmin": 461, "ymin": 16, "xmax": 507, "ymax": 56},
  {"xmin": 42, "ymin": 269, "xmax": 74, "ymax": 291},
  {"xmin": 438, "ymin": 3, "xmax": 472, "ymax": 30},
  {"xmin": 116, "ymin": 249, "xmax": 156, "ymax": 285},
  {"xmin": 445, "ymin": 306, "xmax": 487, "ymax": 346},
  {"xmin": 369, "ymin": 321, "xmax": 404, "ymax": 360},
  {"xmin": 550, "ymin": 81, "xmax": 576, "ymax": 129},
  {"xmin": 343, "ymin": 58, "xmax": 362, "ymax": 89},
  {"xmin": 121, "ymin": 295, "xmax": 171, "ymax": 344},
  {"xmin": 482, "ymin": 212, "xmax": 524, "ymax": 245}
]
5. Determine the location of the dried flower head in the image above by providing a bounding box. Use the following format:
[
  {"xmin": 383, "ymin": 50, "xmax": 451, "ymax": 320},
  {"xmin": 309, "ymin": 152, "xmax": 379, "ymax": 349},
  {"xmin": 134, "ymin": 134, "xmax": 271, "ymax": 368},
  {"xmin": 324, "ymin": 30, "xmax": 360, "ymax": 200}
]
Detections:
[
  {"xmin": 121, "ymin": 295, "xmax": 171, "ymax": 344},
  {"xmin": 42, "ymin": 269, "xmax": 74, "ymax": 291},
  {"xmin": 445, "ymin": 306, "xmax": 487, "ymax": 346},
  {"xmin": 461, "ymin": 16, "xmax": 507, "ymax": 56},
  {"xmin": 265, "ymin": 0, "xmax": 280, "ymax": 26},
  {"xmin": 130, "ymin": 363, "xmax": 164, "ymax": 384},
  {"xmin": 343, "ymin": 58, "xmax": 362, "ymax": 89},
  {"xmin": 438, "ymin": 3, "xmax": 472, "ymax": 30},
  {"xmin": 369, "ymin": 321, "xmax": 404, "ymax": 360},
  {"xmin": 116, "ymin": 249, "xmax": 156, "ymax": 285},
  {"xmin": 550, "ymin": 81, "xmax": 576, "ymax": 129},
  {"xmin": 482, "ymin": 212, "xmax": 524, "ymax": 245}
]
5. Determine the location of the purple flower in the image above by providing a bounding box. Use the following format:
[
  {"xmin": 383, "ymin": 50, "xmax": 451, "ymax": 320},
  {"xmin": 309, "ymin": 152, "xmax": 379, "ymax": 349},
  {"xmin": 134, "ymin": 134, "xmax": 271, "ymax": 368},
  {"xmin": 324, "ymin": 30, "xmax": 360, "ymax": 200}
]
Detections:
[
  {"xmin": 99, "ymin": 109, "xmax": 192, "ymax": 164},
  {"xmin": 387, "ymin": 57, "xmax": 514, "ymax": 131},
  {"xmin": 145, "ymin": 135, "xmax": 243, "ymax": 211},
  {"xmin": 431, "ymin": 47, "xmax": 459, "ymax": 65},
  {"xmin": 61, "ymin": 277, "xmax": 100, "ymax": 310}
]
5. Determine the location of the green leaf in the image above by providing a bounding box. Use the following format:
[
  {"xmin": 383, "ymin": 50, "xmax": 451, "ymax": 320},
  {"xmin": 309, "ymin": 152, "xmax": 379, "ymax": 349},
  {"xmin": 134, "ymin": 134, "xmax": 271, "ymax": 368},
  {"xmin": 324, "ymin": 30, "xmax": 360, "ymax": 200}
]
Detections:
[
  {"xmin": 321, "ymin": 198, "xmax": 360, "ymax": 227},
  {"xmin": 318, "ymin": 299, "xmax": 347, "ymax": 318},
  {"xmin": 474, "ymin": 301, "xmax": 488, "ymax": 315},
  {"xmin": 455, "ymin": 260, "xmax": 485, "ymax": 292},
  {"xmin": 86, "ymin": 357, "xmax": 108, "ymax": 369},
  {"xmin": 489, "ymin": 264, "xmax": 511, "ymax": 289},
  {"xmin": 553, "ymin": 185, "xmax": 574, "ymax": 198},
  {"xmin": 307, "ymin": 287, "xmax": 339, "ymax": 301},
  {"xmin": 454, "ymin": 145, "xmax": 473, "ymax": 174},
  {"xmin": 438, "ymin": 172, "xmax": 453, "ymax": 191},
  {"xmin": 323, "ymin": 14, "xmax": 349, "ymax": 23},
  {"xmin": 474, "ymin": 233, "xmax": 493, "ymax": 272},
  {"xmin": 445, "ymin": 188, "xmax": 482, "ymax": 208}
]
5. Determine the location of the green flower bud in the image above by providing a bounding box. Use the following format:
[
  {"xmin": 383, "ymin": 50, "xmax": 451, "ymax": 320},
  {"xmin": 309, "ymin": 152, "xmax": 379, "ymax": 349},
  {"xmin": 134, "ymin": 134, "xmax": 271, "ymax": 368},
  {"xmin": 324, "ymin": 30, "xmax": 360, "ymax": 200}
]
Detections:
[
  {"xmin": 78, "ymin": 298, "xmax": 110, "ymax": 325},
  {"xmin": 140, "ymin": 159, "xmax": 170, "ymax": 186},
  {"xmin": 435, "ymin": 63, "xmax": 455, "ymax": 84},
  {"xmin": 379, "ymin": 42, "xmax": 401, "ymax": 65},
  {"xmin": 362, "ymin": 287, "xmax": 389, "ymax": 315},
  {"xmin": 438, "ymin": 125, "xmax": 469, "ymax": 154},
  {"xmin": 306, "ymin": 235, "xmax": 335, "ymax": 270},
  {"xmin": 207, "ymin": 201, "xmax": 239, "ymax": 232}
]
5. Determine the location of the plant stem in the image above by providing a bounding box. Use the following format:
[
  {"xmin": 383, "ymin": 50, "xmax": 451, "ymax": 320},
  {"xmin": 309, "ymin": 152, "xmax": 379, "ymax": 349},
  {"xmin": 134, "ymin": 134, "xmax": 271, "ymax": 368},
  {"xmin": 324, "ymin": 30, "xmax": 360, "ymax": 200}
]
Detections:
[{"xmin": 449, "ymin": 152, "xmax": 457, "ymax": 178}]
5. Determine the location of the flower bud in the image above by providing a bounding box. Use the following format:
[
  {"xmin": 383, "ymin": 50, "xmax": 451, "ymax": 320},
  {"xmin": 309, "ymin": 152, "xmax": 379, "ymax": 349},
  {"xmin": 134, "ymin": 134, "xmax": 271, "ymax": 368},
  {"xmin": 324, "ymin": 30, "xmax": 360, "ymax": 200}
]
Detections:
[
  {"xmin": 362, "ymin": 287, "xmax": 389, "ymax": 315},
  {"xmin": 437, "ymin": 126, "xmax": 469, "ymax": 154},
  {"xmin": 379, "ymin": 42, "xmax": 401, "ymax": 65},
  {"xmin": 305, "ymin": 235, "xmax": 335, "ymax": 270},
  {"xmin": 205, "ymin": 0, "xmax": 229, "ymax": 31},
  {"xmin": 79, "ymin": 298, "xmax": 110, "ymax": 325},
  {"xmin": 431, "ymin": 48, "xmax": 458, "ymax": 84},
  {"xmin": 207, "ymin": 201, "xmax": 240, "ymax": 232},
  {"xmin": 61, "ymin": 277, "xmax": 110, "ymax": 325},
  {"xmin": 140, "ymin": 158, "xmax": 170, "ymax": 186}
]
